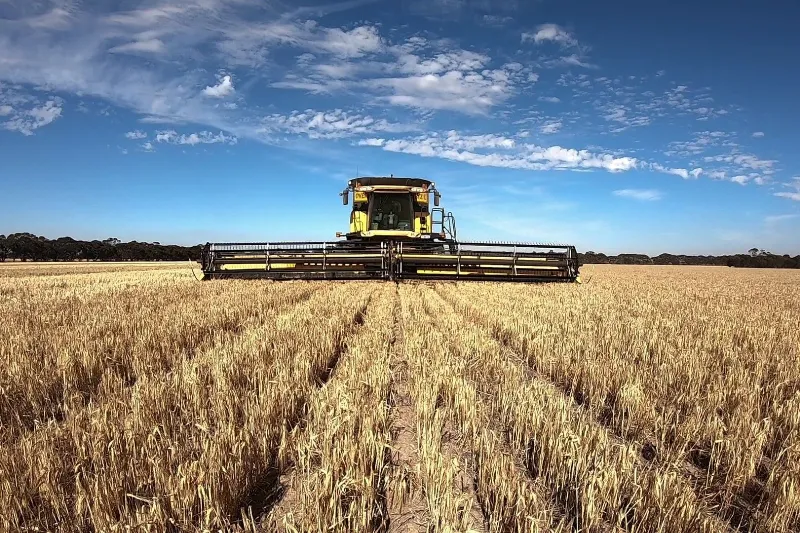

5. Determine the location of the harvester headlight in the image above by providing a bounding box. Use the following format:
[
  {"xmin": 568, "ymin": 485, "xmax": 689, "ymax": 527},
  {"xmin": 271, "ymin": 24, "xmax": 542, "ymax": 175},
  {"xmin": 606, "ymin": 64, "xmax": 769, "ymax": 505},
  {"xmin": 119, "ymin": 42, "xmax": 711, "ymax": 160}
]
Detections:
[{"xmin": 357, "ymin": 186, "xmax": 374, "ymax": 192}]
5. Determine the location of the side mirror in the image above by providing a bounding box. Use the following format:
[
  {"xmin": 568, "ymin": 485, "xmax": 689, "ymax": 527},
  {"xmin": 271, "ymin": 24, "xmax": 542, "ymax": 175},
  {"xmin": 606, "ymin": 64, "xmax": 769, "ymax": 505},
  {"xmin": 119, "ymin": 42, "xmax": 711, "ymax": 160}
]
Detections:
[
  {"xmin": 434, "ymin": 191, "xmax": 440, "ymax": 207},
  {"xmin": 342, "ymin": 190, "xmax": 349, "ymax": 205}
]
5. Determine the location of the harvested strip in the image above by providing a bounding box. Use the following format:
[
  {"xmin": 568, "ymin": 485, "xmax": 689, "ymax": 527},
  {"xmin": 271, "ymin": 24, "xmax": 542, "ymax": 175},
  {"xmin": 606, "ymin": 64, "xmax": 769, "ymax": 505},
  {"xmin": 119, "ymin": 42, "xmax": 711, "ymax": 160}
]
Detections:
[
  {"xmin": 422, "ymin": 284, "xmax": 727, "ymax": 532},
  {"xmin": 400, "ymin": 284, "xmax": 488, "ymax": 533},
  {"xmin": 0, "ymin": 282, "xmax": 371, "ymax": 532},
  {"xmin": 435, "ymin": 282, "xmax": 776, "ymax": 529},
  {"xmin": 404, "ymin": 284, "xmax": 560, "ymax": 533},
  {"xmin": 260, "ymin": 284, "xmax": 393, "ymax": 532},
  {"xmin": 435, "ymin": 279, "xmax": 797, "ymax": 503}
]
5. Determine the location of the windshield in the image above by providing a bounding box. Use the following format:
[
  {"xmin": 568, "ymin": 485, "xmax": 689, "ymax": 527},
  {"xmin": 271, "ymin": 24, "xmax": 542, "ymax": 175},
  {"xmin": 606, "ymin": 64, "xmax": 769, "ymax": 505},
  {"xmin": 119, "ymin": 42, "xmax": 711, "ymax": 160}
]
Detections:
[{"xmin": 369, "ymin": 193, "xmax": 414, "ymax": 231}]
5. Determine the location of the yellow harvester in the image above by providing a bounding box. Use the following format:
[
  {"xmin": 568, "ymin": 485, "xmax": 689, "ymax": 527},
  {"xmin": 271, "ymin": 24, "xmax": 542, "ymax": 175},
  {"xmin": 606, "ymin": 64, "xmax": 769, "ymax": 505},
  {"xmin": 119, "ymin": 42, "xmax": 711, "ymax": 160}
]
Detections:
[{"xmin": 201, "ymin": 176, "xmax": 580, "ymax": 281}]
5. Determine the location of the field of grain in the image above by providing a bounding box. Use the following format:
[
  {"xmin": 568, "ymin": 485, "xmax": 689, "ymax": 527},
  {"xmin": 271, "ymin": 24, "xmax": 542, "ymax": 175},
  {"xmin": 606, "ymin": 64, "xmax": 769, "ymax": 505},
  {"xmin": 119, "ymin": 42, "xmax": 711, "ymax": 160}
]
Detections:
[{"xmin": 0, "ymin": 262, "xmax": 798, "ymax": 532}]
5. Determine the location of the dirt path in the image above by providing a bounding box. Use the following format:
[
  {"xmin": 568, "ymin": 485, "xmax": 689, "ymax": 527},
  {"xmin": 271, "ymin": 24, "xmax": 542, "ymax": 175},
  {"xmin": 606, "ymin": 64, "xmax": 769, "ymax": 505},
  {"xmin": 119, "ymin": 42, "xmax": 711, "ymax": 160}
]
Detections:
[{"xmin": 386, "ymin": 284, "xmax": 428, "ymax": 533}]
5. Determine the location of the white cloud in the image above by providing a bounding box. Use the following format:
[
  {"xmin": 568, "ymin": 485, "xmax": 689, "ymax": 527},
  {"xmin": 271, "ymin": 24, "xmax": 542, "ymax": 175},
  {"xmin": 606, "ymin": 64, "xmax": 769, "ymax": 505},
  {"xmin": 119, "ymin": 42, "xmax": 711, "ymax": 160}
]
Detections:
[
  {"xmin": 314, "ymin": 25, "xmax": 383, "ymax": 58},
  {"xmin": 218, "ymin": 22, "xmax": 384, "ymax": 67},
  {"xmin": 2, "ymin": 99, "xmax": 63, "ymax": 135},
  {"xmin": 358, "ymin": 138, "xmax": 385, "ymax": 147},
  {"xmin": 125, "ymin": 130, "xmax": 147, "ymax": 140},
  {"xmin": 703, "ymin": 152, "xmax": 776, "ymax": 176},
  {"xmin": 142, "ymin": 141, "xmax": 155, "ymax": 152},
  {"xmin": 368, "ymin": 69, "xmax": 515, "ymax": 114},
  {"xmin": 666, "ymin": 131, "xmax": 733, "ymax": 157},
  {"xmin": 613, "ymin": 189, "xmax": 663, "ymax": 201},
  {"xmin": 522, "ymin": 24, "xmax": 577, "ymax": 47},
  {"xmin": 650, "ymin": 163, "xmax": 692, "ymax": 179},
  {"xmin": 540, "ymin": 120, "xmax": 562, "ymax": 134},
  {"xmin": 775, "ymin": 192, "xmax": 800, "ymax": 201},
  {"xmin": 203, "ymin": 75, "xmax": 235, "ymax": 98},
  {"xmin": 730, "ymin": 175, "xmax": 749, "ymax": 185},
  {"xmin": 0, "ymin": 105, "xmax": 13, "ymax": 116},
  {"xmin": 272, "ymin": 36, "xmax": 534, "ymax": 115},
  {"xmin": 359, "ymin": 131, "xmax": 638, "ymax": 173},
  {"xmin": 155, "ymin": 129, "xmax": 237, "ymax": 146},
  {"xmin": 395, "ymin": 50, "xmax": 488, "ymax": 76},
  {"xmin": 259, "ymin": 109, "xmax": 415, "ymax": 139},
  {"xmin": 538, "ymin": 96, "xmax": 561, "ymax": 103},
  {"xmin": 752, "ymin": 131, "xmax": 765, "ymax": 138},
  {"xmin": 774, "ymin": 178, "xmax": 800, "ymax": 201}
]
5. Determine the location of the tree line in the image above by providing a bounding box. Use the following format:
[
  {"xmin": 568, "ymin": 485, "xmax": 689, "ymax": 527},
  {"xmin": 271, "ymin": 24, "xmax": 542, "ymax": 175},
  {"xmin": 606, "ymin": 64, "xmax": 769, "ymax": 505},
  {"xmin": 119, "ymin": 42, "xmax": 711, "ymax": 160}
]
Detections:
[
  {"xmin": 0, "ymin": 233, "xmax": 202, "ymax": 262},
  {"xmin": 1, "ymin": 233, "xmax": 797, "ymax": 269},
  {"xmin": 579, "ymin": 249, "xmax": 800, "ymax": 269}
]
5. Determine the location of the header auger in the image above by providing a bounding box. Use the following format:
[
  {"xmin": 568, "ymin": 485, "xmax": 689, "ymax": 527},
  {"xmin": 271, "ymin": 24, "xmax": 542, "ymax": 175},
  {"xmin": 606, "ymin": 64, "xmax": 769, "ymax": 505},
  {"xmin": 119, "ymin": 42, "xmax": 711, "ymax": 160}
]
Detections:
[{"xmin": 201, "ymin": 176, "xmax": 580, "ymax": 282}]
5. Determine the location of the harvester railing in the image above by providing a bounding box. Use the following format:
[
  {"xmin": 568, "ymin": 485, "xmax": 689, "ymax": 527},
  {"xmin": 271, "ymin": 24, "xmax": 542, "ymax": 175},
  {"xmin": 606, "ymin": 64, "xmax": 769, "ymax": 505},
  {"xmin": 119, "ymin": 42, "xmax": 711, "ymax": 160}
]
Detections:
[{"xmin": 202, "ymin": 240, "xmax": 579, "ymax": 282}]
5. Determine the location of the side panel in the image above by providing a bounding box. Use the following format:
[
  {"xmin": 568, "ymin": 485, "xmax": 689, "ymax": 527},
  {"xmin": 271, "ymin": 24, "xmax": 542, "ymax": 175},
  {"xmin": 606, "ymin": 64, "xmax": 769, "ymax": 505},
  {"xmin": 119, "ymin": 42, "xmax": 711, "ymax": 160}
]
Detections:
[
  {"xmin": 414, "ymin": 191, "xmax": 430, "ymax": 234},
  {"xmin": 350, "ymin": 210, "xmax": 369, "ymax": 233},
  {"xmin": 414, "ymin": 213, "xmax": 431, "ymax": 234}
]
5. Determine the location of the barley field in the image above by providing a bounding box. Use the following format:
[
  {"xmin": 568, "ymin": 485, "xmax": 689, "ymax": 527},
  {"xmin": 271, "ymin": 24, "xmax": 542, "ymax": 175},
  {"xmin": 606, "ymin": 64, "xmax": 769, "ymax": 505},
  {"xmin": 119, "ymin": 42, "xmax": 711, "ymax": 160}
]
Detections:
[{"xmin": 0, "ymin": 262, "xmax": 798, "ymax": 532}]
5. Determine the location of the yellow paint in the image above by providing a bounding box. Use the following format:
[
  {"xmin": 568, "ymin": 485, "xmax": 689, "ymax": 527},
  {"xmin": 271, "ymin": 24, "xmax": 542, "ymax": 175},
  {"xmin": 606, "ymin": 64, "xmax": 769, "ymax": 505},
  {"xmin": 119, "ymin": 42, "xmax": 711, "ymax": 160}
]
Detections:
[
  {"xmin": 351, "ymin": 211, "xmax": 369, "ymax": 233},
  {"xmin": 416, "ymin": 192, "xmax": 428, "ymax": 203},
  {"xmin": 362, "ymin": 230, "xmax": 419, "ymax": 238},
  {"xmin": 414, "ymin": 213, "xmax": 431, "ymax": 233},
  {"xmin": 354, "ymin": 191, "xmax": 368, "ymax": 203}
]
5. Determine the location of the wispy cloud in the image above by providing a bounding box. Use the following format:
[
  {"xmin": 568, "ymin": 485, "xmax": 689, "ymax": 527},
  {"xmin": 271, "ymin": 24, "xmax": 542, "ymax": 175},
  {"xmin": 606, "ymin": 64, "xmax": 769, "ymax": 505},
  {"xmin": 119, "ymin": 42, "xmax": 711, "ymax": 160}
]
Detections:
[
  {"xmin": 650, "ymin": 163, "xmax": 702, "ymax": 180},
  {"xmin": 764, "ymin": 214, "xmax": 798, "ymax": 224},
  {"xmin": 359, "ymin": 131, "xmax": 638, "ymax": 173},
  {"xmin": 259, "ymin": 109, "xmax": 416, "ymax": 139},
  {"xmin": 125, "ymin": 130, "xmax": 147, "ymax": 139},
  {"xmin": 1, "ymin": 98, "xmax": 63, "ymax": 135},
  {"xmin": 0, "ymin": 0, "xmax": 791, "ymax": 203},
  {"xmin": 272, "ymin": 39, "xmax": 532, "ymax": 114},
  {"xmin": 522, "ymin": 24, "xmax": 577, "ymax": 47},
  {"xmin": 774, "ymin": 178, "xmax": 800, "ymax": 201},
  {"xmin": 109, "ymin": 38, "xmax": 166, "ymax": 55},
  {"xmin": 613, "ymin": 189, "xmax": 663, "ymax": 201},
  {"xmin": 152, "ymin": 130, "xmax": 238, "ymax": 146},
  {"xmin": 540, "ymin": 120, "xmax": 562, "ymax": 134}
]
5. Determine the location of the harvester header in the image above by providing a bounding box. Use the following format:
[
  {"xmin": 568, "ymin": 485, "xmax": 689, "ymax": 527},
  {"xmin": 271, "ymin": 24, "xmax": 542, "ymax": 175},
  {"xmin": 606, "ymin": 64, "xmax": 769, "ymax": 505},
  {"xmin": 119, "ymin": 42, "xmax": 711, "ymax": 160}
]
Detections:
[{"xmin": 201, "ymin": 176, "xmax": 580, "ymax": 282}]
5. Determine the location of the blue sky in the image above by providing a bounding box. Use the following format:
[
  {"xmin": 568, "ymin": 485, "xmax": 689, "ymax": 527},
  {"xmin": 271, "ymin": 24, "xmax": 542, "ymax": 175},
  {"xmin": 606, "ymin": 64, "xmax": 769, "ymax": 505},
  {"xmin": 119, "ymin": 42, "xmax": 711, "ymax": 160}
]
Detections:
[{"xmin": 1, "ymin": 0, "xmax": 799, "ymax": 255}]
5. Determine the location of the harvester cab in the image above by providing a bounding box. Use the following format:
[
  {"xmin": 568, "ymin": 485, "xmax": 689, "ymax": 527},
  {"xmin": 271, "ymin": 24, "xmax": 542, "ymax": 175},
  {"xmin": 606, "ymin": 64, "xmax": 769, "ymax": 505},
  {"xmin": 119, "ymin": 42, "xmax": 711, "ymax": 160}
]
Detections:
[
  {"xmin": 201, "ymin": 176, "xmax": 580, "ymax": 282},
  {"xmin": 337, "ymin": 177, "xmax": 451, "ymax": 241}
]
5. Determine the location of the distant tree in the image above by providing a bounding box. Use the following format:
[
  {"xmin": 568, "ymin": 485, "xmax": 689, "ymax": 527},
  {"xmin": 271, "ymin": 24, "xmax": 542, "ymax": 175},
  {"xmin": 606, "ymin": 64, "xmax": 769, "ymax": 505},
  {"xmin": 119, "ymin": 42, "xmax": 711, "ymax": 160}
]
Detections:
[{"xmin": 748, "ymin": 248, "xmax": 760, "ymax": 257}]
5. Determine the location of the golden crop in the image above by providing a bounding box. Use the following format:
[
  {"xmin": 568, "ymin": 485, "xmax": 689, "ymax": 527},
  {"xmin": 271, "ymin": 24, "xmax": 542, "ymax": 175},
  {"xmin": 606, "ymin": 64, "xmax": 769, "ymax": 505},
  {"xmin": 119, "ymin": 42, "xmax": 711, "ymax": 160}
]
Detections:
[{"xmin": 0, "ymin": 263, "xmax": 797, "ymax": 532}]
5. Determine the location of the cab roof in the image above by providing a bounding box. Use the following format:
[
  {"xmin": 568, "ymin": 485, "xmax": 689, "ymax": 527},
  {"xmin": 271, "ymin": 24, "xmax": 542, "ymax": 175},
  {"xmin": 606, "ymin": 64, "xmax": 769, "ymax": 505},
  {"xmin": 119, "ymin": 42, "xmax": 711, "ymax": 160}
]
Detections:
[{"xmin": 349, "ymin": 176, "xmax": 433, "ymax": 188}]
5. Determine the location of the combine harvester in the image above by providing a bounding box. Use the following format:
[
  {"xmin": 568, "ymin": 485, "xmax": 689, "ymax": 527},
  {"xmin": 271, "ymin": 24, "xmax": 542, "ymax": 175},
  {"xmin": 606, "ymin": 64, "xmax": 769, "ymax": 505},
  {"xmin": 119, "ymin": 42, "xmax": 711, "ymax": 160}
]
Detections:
[{"xmin": 201, "ymin": 177, "xmax": 580, "ymax": 282}]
